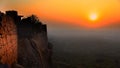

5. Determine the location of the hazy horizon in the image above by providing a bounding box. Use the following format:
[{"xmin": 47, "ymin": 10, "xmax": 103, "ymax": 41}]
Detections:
[{"xmin": 1, "ymin": 1, "xmax": 120, "ymax": 67}]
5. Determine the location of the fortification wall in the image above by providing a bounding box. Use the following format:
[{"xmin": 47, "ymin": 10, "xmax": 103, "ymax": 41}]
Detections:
[
  {"xmin": 0, "ymin": 10, "xmax": 52, "ymax": 68},
  {"xmin": 0, "ymin": 15, "xmax": 17, "ymax": 66}
]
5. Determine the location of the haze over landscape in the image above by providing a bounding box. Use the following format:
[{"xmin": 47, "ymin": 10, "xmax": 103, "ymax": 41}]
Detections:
[{"xmin": 1, "ymin": 0, "xmax": 120, "ymax": 67}]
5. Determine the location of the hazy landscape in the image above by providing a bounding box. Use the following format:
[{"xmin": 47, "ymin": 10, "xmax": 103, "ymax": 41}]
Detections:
[
  {"xmin": 1, "ymin": 0, "xmax": 120, "ymax": 68},
  {"xmin": 48, "ymin": 29, "xmax": 120, "ymax": 68}
]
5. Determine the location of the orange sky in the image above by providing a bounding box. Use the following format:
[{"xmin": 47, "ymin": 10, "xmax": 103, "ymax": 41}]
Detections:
[{"xmin": 0, "ymin": 0, "xmax": 120, "ymax": 28}]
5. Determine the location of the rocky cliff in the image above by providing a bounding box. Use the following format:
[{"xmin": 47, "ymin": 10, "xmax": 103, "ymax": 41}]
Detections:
[{"xmin": 0, "ymin": 11, "xmax": 52, "ymax": 68}]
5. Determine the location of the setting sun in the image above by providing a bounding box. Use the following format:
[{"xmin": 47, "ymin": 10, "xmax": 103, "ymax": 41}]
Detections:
[
  {"xmin": 1, "ymin": 0, "xmax": 120, "ymax": 28},
  {"xmin": 89, "ymin": 13, "xmax": 98, "ymax": 21}
]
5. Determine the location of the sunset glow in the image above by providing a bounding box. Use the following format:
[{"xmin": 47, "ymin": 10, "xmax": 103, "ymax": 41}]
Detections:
[{"xmin": 0, "ymin": 0, "xmax": 120, "ymax": 28}]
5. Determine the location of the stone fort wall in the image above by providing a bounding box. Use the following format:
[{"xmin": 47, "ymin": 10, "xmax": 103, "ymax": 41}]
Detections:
[
  {"xmin": 0, "ymin": 13, "xmax": 17, "ymax": 66},
  {"xmin": 0, "ymin": 11, "xmax": 52, "ymax": 68}
]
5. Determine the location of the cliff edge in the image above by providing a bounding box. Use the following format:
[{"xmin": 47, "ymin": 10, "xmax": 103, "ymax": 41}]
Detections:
[{"xmin": 0, "ymin": 10, "xmax": 52, "ymax": 68}]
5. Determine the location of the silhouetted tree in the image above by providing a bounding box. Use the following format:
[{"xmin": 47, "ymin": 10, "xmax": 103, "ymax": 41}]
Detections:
[{"xmin": 21, "ymin": 15, "xmax": 41, "ymax": 24}]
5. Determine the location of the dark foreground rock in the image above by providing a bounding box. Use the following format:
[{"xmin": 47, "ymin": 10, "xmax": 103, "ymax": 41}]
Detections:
[
  {"xmin": 17, "ymin": 13, "xmax": 52, "ymax": 68},
  {"xmin": 0, "ymin": 11, "xmax": 52, "ymax": 68}
]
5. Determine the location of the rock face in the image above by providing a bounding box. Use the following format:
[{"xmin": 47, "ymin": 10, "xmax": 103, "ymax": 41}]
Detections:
[
  {"xmin": 0, "ymin": 11, "xmax": 17, "ymax": 67},
  {"xmin": 17, "ymin": 15, "xmax": 52, "ymax": 68},
  {"xmin": 0, "ymin": 11, "xmax": 52, "ymax": 68}
]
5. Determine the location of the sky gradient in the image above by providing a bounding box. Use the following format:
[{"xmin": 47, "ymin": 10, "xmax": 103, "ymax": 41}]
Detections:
[{"xmin": 0, "ymin": 0, "xmax": 120, "ymax": 29}]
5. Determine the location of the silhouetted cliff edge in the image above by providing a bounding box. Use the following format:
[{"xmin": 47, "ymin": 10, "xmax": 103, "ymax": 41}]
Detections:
[{"xmin": 0, "ymin": 10, "xmax": 52, "ymax": 68}]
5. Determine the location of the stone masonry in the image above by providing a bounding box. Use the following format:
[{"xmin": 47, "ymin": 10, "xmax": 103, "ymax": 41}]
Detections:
[{"xmin": 0, "ymin": 12, "xmax": 17, "ymax": 67}]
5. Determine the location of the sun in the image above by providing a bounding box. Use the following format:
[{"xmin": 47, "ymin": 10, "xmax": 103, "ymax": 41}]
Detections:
[{"xmin": 89, "ymin": 13, "xmax": 98, "ymax": 21}]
